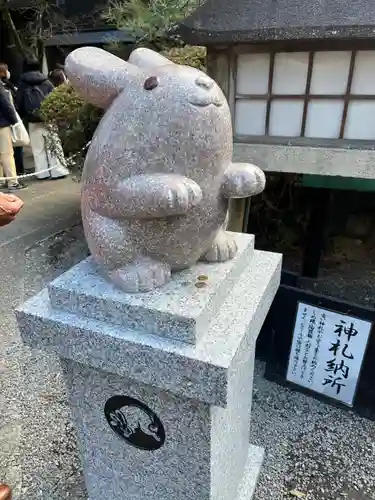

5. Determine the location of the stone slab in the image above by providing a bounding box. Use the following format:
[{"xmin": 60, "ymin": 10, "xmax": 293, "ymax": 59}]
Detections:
[
  {"xmin": 86, "ymin": 450, "xmax": 263, "ymax": 500},
  {"xmin": 237, "ymin": 445, "xmax": 264, "ymax": 500},
  {"xmin": 234, "ymin": 142, "xmax": 375, "ymax": 179},
  {"xmin": 86, "ymin": 444, "xmax": 263, "ymax": 500},
  {"xmin": 16, "ymin": 250, "xmax": 282, "ymax": 407},
  {"xmin": 61, "ymin": 358, "xmax": 264, "ymax": 500},
  {"xmin": 48, "ymin": 232, "xmax": 254, "ymax": 344},
  {"xmin": 62, "ymin": 359, "xmax": 212, "ymax": 500}
]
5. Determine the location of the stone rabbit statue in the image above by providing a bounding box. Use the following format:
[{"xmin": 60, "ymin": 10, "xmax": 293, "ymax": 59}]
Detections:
[{"xmin": 65, "ymin": 47, "xmax": 266, "ymax": 292}]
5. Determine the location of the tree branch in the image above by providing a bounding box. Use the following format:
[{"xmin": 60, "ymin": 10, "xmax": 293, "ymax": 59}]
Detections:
[
  {"xmin": 104, "ymin": 0, "xmax": 202, "ymax": 49},
  {"xmin": 0, "ymin": 1, "xmax": 29, "ymax": 59}
]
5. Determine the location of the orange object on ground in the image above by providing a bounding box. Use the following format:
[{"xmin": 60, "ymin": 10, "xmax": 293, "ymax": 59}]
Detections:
[{"xmin": 0, "ymin": 484, "xmax": 12, "ymax": 500}]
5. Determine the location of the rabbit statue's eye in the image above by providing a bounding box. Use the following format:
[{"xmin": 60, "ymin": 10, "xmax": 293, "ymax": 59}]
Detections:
[{"xmin": 144, "ymin": 76, "xmax": 159, "ymax": 91}]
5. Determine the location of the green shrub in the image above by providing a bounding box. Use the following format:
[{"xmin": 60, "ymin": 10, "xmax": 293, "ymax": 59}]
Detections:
[
  {"xmin": 161, "ymin": 45, "xmax": 206, "ymax": 71},
  {"xmin": 40, "ymin": 83, "xmax": 103, "ymax": 178}
]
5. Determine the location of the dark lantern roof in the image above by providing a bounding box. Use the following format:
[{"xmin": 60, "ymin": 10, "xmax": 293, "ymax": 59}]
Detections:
[{"xmin": 179, "ymin": 0, "xmax": 375, "ymax": 45}]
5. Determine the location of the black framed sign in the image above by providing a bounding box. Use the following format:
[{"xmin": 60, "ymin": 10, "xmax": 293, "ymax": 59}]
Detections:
[
  {"xmin": 104, "ymin": 395, "xmax": 165, "ymax": 451},
  {"xmin": 286, "ymin": 302, "xmax": 372, "ymax": 407},
  {"xmin": 261, "ymin": 281, "xmax": 375, "ymax": 419}
]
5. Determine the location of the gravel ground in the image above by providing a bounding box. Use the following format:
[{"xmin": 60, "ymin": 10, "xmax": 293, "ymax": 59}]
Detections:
[
  {"xmin": 1, "ymin": 226, "xmax": 374, "ymax": 499},
  {"xmin": 0, "ymin": 225, "xmax": 88, "ymax": 500},
  {"xmin": 18, "ymin": 225, "xmax": 89, "ymax": 500},
  {"xmin": 252, "ymin": 362, "xmax": 375, "ymax": 500},
  {"xmin": 283, "ymin": 248, "xmax": 375, "ymax": 307}
]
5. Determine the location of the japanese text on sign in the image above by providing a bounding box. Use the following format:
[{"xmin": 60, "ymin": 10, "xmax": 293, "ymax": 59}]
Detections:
[{"xmin": 287, "ymin": 303, "xmax": 372, "ymax": 406}]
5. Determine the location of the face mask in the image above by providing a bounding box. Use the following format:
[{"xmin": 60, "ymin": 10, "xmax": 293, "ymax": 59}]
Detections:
[{"xmin": 6, "ymin": 70, "xmax": 10, "ymax": 80}]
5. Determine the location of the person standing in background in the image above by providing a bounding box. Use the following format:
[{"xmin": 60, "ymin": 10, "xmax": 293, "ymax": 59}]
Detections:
[
  {"xmin": 0, "ymin": 65, "xmax": 25, "ymax": 191},
  {"xmin": 0, "ymin": 64, "xmax": 27, "ymax": 183},
  {"xmin": 49, "ymin": 68, "xmax": 67, "ymax": 87},
  {"xmin": 16, "ymin": 59, "xmax": 69, "ymax": 180}
]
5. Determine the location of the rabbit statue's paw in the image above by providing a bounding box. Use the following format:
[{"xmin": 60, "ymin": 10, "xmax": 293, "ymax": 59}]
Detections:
[
  {"xmin": 201, "ymin": 230, "xmax": 238, "ymax": 263},
  {"xmin": 109, "ymin": 258, "xmax": 171, "ymax": 293},
  {"xmin": 86, "ymin": 174, "xmax": 203, "ymax": 220},
  {"xmin": 222, "ymin": 163, "xmax": 266, "ymax": 199},
  {"xmin": 164, "ymin": 176, "xmax": 202, "ymax": 214}
]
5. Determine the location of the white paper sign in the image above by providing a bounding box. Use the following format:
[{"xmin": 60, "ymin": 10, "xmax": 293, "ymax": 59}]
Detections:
[{"xmin": 287, "ymin": 302, "xmax": 372, "ymax": 406}]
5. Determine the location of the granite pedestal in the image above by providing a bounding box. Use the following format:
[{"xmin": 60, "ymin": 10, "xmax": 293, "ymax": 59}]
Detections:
[{"xmin": 16, "ymin": 233, "xmax": 281, "ymax": 500}]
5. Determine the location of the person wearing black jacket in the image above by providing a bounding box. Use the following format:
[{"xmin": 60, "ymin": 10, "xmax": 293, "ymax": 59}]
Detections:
[
  {"xmin": 0, "ymin": 64, "xmax": 24, "ymax": 191},
  {"xmin": 16, "ymin": 59, "xmax": 69, "ymax": 180},
  {"xmin": 0, "ymin": 81, "xmax": 16, "ymax": 126},
  {"xmin": 16, "ymin": 59, "xmax": 54, "ymax": 122}
]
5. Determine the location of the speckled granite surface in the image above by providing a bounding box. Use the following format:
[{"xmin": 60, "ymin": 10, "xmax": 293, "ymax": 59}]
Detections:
[
  {"xmin": 17, "ymin": 246, "xmax": 281, "ymax": 407},
  {"xmin": 16, "ymin": 232, "xmax": 281, "ymax": 500},
  {"xmin": 48, "ymin": 233, "xmax": 254, "ymax": 344},
  {"xmin": 65, "ymin": 47, "xmax": 265, "ymax": 292}
]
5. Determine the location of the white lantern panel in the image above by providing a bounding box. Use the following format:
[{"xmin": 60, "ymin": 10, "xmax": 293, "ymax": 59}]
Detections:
[
  {"xmin": 236, "ymin": 53, "xmax": 270, "ymax": 95},
  {"xmin": 344, "ymin": 101, "xmax": 375, "ymax": 140},
  {"xmin": 269, "ymin": 100, "xmax": 304, "ymax": 136},
  {"xmin": 305, "ymin": 100, "xmax": 344, "ymax": 139},
  {"xmin": 273, "ymin": 53, "xmax": 309, "ymax": 94},
  {"xmin": 310, "ymin": 52, "xmax": 351, "ymax": 95},
  {"xmin": 235, "ymin": 100, "xmax": 267, "ymax": 135},
  {"xmin": 351, "ymin": 51, "xmax": 375, "ymax": 95}
]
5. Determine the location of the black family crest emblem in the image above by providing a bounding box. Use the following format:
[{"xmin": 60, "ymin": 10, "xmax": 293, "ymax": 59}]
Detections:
[{"xmin": 104, "ymin": 395, "xmax": 165, "ymax": 451}]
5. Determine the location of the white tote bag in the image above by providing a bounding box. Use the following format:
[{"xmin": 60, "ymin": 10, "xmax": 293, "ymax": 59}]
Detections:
[
  {"xmin": 6, "ymin": 89, "xmax": 30, "ymax": 147},
  {"xmin": 11, "ymin": 112, "xmax": 30, "ymax": 147}
]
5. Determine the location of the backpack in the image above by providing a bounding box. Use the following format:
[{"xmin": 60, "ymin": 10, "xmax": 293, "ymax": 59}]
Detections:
[{"xmin": 23, "ymin": 85, "xmax": 46, "ymax": 121}]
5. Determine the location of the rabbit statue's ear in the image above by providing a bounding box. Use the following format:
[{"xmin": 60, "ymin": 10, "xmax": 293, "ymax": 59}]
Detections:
[
  {"xmin": 129, "ymin": 47, "xmax": 175, "ymax": 69},
  {"xmin": 65, "ymin": 47, "xmax": 142, "ymax": 109}
]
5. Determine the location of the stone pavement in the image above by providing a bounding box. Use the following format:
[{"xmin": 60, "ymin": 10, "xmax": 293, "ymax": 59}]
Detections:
[
  {"xmin": 0, "ymin": 178, "xmax": 80, "ymax": 248},
  {"xmin": 0, "ymin": 178, "xmax": 82, "ymax": 499}
]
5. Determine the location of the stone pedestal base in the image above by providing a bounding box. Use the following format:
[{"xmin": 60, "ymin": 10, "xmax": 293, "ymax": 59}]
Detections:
[
  {"xmin": 237, "ymin": 445, "xmax": 264, "ymax": 500},
  {"xmin": 16, "ymin": 233, "xmax": 281, "ymax": 500},
  {"xmin": 88, "ymin": 446, "xmax": 264, "ymax": 500},
  {"xmin": 62, "ymin": 361, "xmax": 264, "ymax": 500}
]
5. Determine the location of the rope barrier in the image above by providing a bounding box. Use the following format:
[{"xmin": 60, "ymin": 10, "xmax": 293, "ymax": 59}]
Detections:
[
  {"xmin": 0, "ymin": 141, "xmax": 91, "ymax": 182},
  {"xmin": 0, "ymin": 165, "xmax": 62, "ymax": 182}
]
